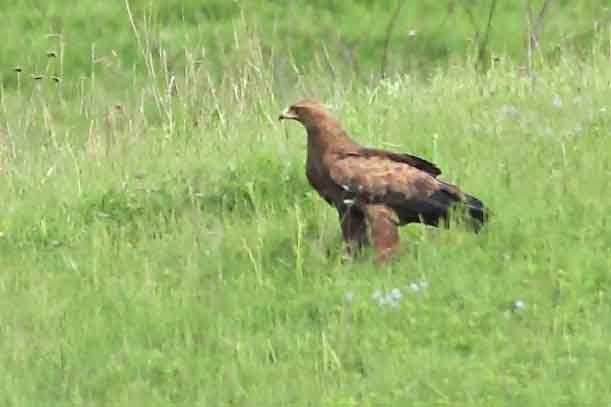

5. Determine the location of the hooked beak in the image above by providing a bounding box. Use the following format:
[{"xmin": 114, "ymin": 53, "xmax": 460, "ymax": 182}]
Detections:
[{"xmin": 279, "ymin": 108, "xmax": 298, "ymax": 121}]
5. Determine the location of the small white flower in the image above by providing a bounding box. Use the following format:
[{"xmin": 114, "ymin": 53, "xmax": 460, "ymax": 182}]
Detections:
[
  {"xmin": 344, "ymin": 291, "xmax": 355, "ymax": 303},
  {"xmin": 373, "ymin": 287, "xmax": 409, "ymax": 309},
  {"xmin": 513, "ymin": 299, "xmax": 526, "ymax": 311},
  {"xmin": 409, "ymin": 280, "xmax": 428, "ymax": 292},
  {"xmin": 552, "ymin": 95, "xmax": 563, "ymax": 109},
  {"xmin": 389, "ymin": 288, "xmax": 403, "ymax": 301}
]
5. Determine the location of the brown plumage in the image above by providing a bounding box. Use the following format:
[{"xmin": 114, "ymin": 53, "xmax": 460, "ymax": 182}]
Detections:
[{"xmin": 279, "ymin": 99, "xmax": 488, "ymax": 263}]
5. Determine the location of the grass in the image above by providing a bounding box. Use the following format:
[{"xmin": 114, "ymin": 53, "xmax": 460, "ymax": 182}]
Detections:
[
  {"xmin": 1, "ymin": 5, "xmax": 611, "ymax": 406},
  {"xmin": 1, "ymin": 0, "xmax": 610, "ymax": 90}
]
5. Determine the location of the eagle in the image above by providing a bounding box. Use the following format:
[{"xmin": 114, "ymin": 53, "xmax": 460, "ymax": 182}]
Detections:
[{"xmin": 279, "ymin": 99, "xmax": 488, "ymax": 263}]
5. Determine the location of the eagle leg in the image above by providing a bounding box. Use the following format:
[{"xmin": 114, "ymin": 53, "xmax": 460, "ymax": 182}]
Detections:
[
  {"xmin": 337, "ymin": 204, "xmax": 369, "ymax": 260},
  {"xmin": 365, "ymin": 204, "xmax": 400, "ymax": 263}
]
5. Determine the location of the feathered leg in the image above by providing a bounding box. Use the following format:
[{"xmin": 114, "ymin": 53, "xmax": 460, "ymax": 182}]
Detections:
[
  {"xmin": 365, "ymin": 204, "xmax": 400, "ymax": 263},
  {"xmin": 337, "ymin": 204, "xmax": 369, "ymax": 260}
]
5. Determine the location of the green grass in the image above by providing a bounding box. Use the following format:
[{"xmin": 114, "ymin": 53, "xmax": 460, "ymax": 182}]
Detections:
[
  {"xmin": 2, "ymin": 4, "xmax": 611, "ymax": 406},
  {"xmin": 1, "ymin": 0, "xmax": 609, "ymax": 90}
]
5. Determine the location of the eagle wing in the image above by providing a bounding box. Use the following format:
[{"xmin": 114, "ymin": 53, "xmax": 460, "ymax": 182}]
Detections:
[
  {"xmin": 358, "ymin": 147, "xmax": 442, "ymax": 177},
  {"xmin": 328, "ymin": 150, "xmax": 463, "ymax": 223}
]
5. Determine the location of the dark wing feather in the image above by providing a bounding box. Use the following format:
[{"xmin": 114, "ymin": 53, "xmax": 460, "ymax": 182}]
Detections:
[
  {"xmin": 328, "ymin": 152, "xmax": 481, "ymax": 226},
  {"xmin": 329, "ymin": 152, "xmax": 449, "ymax": 207},
  {"xmin": 355, "ymin": 147, "xmax": 442, "ymax": 177}
]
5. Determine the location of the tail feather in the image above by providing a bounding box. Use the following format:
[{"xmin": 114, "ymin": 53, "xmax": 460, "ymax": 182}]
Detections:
[
  {"xmin": 436, "ymin": 182, "xmax": 489, "ymax": 226},
  {"xmin": 394, "ymin": 185, "xmax": 489, "ymax": 231},
  {"xmin": 463, "ymin": 193, "xmax": 487, "ymax": 231}
]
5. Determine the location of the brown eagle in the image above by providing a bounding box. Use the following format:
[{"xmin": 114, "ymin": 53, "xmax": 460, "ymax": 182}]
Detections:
[{"xmin": 279, "ymin": 99, "xmax": 487, "ymax": 263}]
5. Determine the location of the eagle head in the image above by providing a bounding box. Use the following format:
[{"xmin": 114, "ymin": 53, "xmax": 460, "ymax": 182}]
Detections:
[{"xmin": 279, "ymin": 99, "xmax": 337, "ymax": 129}]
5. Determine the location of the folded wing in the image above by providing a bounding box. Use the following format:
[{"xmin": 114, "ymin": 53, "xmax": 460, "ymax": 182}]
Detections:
[
  {"xmin": 356, "ymin": 148, "xmax": 442, "ymax": 177},
  {"xmin": 329, "ymin": 150, "xmax": 484, "ymax": 226}
]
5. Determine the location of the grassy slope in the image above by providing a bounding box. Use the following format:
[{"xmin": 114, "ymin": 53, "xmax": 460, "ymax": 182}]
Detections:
[
  {"xmin": 1, "ymin": 0, "xmax": 609, "ymax": 89},
  {"xmin": 2, "ymin": 39, "xmax": 611, "ymax": 404}
]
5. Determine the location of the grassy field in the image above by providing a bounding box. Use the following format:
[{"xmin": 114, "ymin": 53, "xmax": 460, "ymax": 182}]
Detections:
[
  {"xmin": 2, "ymin": 2, "xmax": 611, "ymax": 406},
  {"xmin": 1, "ymin": 0, "xmax": 609, "ymax": 89}
]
